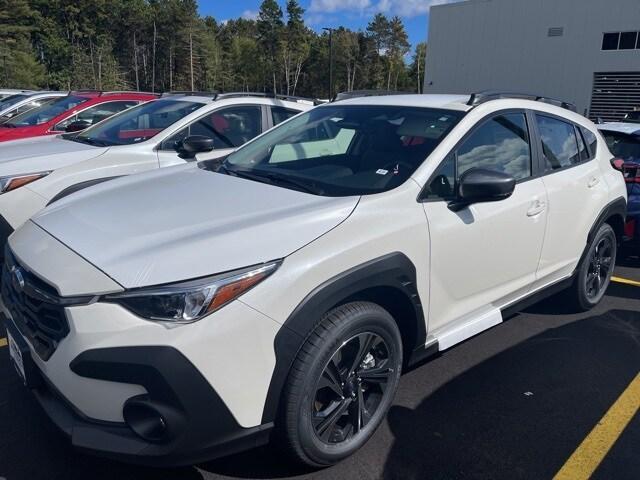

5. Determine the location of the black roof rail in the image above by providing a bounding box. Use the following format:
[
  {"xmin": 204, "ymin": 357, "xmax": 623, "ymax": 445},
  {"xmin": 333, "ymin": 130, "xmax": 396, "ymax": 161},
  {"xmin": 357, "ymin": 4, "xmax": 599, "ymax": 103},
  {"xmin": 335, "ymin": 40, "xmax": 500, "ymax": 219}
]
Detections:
[
  {"xmin": 100, "ymin": 90, "xmax": 157, "ymax": 96},
  {"xmin": 160, "ymin": 91, "xmax": 219, "ymax": 98},
  {"xmin": 215, "ymin": 91, "xmax": 323, "ymax": 105},
  {"xmin": 332, "ymin": 90, "xmax": 412, "ymax": 102},
  {"xmin": 467, "ymin": 90, "xmax": 577, "ymax": 112},
  {"xmin": 161, "ymin": 91, "xmax": 322, "ymax": 105}
]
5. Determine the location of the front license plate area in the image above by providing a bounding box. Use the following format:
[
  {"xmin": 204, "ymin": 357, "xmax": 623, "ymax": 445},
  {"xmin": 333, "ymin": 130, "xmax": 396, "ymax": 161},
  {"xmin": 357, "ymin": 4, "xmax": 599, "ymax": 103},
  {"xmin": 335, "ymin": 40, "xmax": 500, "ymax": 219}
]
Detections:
[
  {"xmin": 4, "ymin": 319, "xmax": 41, "ymax": 389},
  {"xmin": 8, "ymin": 329, "xmax": 26, "ymax": 384}
]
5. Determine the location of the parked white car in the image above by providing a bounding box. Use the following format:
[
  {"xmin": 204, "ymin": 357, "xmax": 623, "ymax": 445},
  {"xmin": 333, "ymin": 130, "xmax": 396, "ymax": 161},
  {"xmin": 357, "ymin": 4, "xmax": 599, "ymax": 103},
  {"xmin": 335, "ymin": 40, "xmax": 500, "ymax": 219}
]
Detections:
[
  {"xmin": 2, "ymin": 92, "xmax": 626, "ymax": 467},
  {"xmin": 0, "ymin": 93, "xmax": 313, "ymax": 248},
  {"xmin": 0, "ymin": 91, "xmax": 67, "ymax": 122},
  {"xmin": 0, "ymin": 89, "xmax": 33, "ymax": 101}
]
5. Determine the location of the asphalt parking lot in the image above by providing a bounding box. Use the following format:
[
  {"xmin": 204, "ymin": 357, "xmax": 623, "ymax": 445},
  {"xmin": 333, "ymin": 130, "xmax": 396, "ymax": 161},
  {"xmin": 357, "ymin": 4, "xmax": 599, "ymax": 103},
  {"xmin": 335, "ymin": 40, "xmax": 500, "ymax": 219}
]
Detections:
[{"xmin": 0, "ymin": 260, "xmax": 638, "ymax": 480}]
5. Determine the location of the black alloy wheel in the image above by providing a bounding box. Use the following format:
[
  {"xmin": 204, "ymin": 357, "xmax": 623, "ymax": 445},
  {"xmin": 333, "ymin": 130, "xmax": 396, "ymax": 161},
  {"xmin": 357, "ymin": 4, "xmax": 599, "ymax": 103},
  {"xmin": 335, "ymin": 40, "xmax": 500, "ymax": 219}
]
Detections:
[
  {"xmin": 585, "ymin": 233, "xmax": 615, "ymax": 300},
  {"xmin": 312, "ymin": 332, "xmax": 395, "ymax": 445},
  {"xmin": 280, "ymin": 301, "xmax": 403, "ymax": 467}
]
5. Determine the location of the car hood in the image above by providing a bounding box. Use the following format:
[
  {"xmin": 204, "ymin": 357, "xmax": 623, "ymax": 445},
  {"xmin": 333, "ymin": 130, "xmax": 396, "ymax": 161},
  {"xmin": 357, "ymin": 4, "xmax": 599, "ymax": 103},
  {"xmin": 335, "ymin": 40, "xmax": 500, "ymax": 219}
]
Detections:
[
  {"xmin": 0, "ymin": 124, "xmax": 46, "ymax": 142},
  {"xmin": 32, "ymin": 165, "xmax": 359, "ymax": 289},
  {"xmin": 0, "ymin": 135, "xmax": 108, "ymax": 175}
]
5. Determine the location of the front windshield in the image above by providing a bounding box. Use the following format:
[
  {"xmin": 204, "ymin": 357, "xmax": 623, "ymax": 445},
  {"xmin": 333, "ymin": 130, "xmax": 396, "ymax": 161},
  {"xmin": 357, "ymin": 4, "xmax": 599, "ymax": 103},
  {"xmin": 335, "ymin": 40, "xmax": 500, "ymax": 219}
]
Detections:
[
  {"xmin": 223, "ymin": 105, "xmax": 464, "ymax": 196},
  {"xmin": 6, "ymin": 95, "xmax": 88, "ymax": 126},
  {"xmin": 602, "ymin": 131, "xmax": 640, "ymax": 161},
  {"xmin": 72, "ymin": 99, "xmax": 203, "ymax": 146},
  {"xmin": 0, "ymin": 94, "xmax": 31, "ymax": 111}
]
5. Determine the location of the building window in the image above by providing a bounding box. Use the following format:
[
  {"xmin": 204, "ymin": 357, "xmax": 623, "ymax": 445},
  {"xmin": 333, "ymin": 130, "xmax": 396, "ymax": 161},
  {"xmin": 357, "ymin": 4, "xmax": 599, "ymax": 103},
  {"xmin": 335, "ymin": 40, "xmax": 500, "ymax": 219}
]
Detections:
[
  {"xmin": 602, "ymin": 31, "xmax": 640, "ymax": 51},
  {"xmin": 619, "ymin": 31, "xmax": 638, "ymax": 50},
  {"xmin": 602, "ymin": 32, "xmax": 620, "ymax": 50}
]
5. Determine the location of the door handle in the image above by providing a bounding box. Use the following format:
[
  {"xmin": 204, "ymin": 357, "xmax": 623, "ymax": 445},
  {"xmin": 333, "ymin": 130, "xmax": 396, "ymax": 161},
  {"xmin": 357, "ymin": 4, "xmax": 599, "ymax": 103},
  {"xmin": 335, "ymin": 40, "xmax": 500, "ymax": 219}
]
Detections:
[
  {"xmin": 588, "ymin": 176, "xmax": 600, "ymax": 188},
  {"xmin": 527, "ymin": 199, "xmax": 546, "ymax": 217}
]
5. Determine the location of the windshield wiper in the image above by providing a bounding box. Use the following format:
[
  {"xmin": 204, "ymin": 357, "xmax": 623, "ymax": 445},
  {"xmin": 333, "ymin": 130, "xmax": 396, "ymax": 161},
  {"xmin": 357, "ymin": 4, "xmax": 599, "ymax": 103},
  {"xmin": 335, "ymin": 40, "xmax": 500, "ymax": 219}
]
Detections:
[
  {"xmin": 70, "ymin": 136, "xmax": 109, "ymax": 147},
  {"xmin": 222, "ymin": 166, "xmax": 324, "ymax": 195}
]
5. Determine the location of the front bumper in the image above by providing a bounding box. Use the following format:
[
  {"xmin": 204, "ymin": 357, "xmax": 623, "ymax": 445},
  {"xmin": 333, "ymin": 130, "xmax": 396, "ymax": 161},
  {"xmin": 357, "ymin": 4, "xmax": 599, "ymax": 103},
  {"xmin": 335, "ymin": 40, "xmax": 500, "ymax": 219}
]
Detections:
[
  {"xmin": 2, "ymin": 224, "xmax": 283, "ymax": 465},
  {"xmin": 5, "ymin": 314, "xmax": 274, "ymax": 466}
]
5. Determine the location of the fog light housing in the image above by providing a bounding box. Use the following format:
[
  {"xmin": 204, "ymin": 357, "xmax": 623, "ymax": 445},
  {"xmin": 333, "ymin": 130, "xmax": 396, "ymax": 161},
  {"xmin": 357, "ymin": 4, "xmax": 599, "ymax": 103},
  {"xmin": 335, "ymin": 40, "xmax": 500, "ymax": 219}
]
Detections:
[{"xmin": 123, "ymin": 397, "xmax": 169, "ymax": 443}]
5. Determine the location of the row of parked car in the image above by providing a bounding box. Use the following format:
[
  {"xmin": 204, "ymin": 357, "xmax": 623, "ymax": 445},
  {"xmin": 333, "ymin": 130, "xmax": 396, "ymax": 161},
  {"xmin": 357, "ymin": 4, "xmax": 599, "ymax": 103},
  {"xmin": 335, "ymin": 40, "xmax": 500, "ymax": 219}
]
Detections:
[
  {"xmin": 596, "ymin": 118, "xmax": 640, "ymax": 245},
  {"xmin": 0, "ymin": 87, "xmax": 633, "ymax": 468}
]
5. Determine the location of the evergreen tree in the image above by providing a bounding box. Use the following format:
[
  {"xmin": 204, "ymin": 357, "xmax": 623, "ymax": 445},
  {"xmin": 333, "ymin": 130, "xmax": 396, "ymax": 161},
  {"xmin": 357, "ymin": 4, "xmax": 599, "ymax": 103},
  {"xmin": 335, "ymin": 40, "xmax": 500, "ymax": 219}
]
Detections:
[
  {"xmin": 257, "ymin": 0, "xmax": 283, "ymax": 93},
  {"xmin": 0, "ymin": 1, "xmax": 423, "ymax": 95}
]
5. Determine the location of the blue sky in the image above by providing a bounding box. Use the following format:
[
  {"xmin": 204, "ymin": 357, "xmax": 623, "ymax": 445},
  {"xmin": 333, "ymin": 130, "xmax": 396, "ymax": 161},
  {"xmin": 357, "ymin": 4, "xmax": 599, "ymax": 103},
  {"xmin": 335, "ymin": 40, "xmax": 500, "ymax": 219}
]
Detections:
[{"xmin": 198, "ymin": 1, "xmax": 456, "ymax": 51}]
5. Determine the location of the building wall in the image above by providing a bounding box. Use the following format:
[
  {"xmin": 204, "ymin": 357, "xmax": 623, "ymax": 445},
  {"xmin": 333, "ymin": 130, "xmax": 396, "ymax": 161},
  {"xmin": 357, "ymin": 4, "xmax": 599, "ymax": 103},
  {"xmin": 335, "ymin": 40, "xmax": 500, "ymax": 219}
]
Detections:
[{"xmin": 424, "ymin": 0, "xmax": 640, "ymax": 117}]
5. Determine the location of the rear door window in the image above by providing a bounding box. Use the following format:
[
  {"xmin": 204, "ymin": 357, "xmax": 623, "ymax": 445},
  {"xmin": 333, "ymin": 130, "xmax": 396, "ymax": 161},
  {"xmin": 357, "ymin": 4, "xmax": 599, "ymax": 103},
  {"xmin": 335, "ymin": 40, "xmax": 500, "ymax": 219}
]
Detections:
[
  {"xmin": 271, "ymin": 107, "xmax": 300, "ymax": 126},
  {"xmin": 535, "ymin": 115, "xmax": 580, "ymax": 171}
]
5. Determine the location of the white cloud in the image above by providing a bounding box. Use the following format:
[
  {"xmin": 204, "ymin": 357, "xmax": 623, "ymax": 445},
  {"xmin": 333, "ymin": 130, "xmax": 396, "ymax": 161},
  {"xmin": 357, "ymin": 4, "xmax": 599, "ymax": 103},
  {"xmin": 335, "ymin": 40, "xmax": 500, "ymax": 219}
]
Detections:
[
  {"xmin": 309, "ymin": 0, "xmax": 372, "ymax": 14},
  {"xmin": 308, "ymin": 0, "xmax": 459, "ymax": 18},
  {"xmin": 241, "ymin": 9, "xmax": 259, "ymax": 20}
]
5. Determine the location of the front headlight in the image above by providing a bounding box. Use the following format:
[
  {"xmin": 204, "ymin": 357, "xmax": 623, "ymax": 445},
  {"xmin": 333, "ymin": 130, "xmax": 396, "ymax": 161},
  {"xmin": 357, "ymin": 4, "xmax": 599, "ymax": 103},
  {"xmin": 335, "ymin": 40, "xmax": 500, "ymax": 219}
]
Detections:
[
  {"xmin": 103, "ymin": 261, "xmax": 280, "ymax": 323},
  {"xmin": 0, "ymin": 171, "xmax": 51, "ymax": 194}
]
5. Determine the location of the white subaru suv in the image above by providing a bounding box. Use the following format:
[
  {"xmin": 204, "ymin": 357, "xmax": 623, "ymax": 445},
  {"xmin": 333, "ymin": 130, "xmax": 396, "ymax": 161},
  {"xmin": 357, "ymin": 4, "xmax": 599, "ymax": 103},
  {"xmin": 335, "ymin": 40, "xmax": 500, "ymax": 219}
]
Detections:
[
  {"xmin": 2, "ymin": 92, "xmax": 626, "ymax": 467},
  {"xmin": 0, "ymin": 92, "xmax": 313, "ymax": 254}
]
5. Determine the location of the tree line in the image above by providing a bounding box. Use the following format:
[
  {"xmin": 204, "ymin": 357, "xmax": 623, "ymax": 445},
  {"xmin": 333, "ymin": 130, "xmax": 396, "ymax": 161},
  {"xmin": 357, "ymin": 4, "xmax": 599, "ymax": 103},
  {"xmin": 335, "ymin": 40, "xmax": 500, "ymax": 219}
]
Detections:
[{"xmin": 0, "ymin": 0, "xmax": 427, "ymax": 98}]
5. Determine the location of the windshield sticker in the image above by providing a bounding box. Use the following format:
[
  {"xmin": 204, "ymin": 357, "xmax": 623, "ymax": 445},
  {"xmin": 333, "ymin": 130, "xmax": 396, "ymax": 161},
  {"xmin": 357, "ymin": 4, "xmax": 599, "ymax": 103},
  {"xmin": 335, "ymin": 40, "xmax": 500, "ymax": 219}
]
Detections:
[{"xmin": 376, "ymin": 169, "xmax": 389, "ymax": 175}]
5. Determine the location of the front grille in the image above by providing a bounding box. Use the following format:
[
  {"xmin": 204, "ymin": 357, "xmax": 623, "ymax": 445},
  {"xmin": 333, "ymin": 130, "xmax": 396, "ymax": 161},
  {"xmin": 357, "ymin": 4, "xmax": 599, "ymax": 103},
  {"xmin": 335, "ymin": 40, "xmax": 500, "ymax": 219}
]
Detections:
[{"xmin": 1, "ymin": 250, "xmax": 69, "ymax": 360}]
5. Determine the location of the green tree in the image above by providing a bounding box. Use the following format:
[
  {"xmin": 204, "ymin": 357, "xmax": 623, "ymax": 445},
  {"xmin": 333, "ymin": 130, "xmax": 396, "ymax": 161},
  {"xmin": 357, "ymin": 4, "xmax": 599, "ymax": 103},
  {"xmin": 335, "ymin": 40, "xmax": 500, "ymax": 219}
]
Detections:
[
  {"xmin": 0, "ymin": 0, "xmax": 45, "ymax": 88},
  {"xmin": 282, "ymin": 0, "xmax": 309, "ymax": 95},
  {"xmin": 257, "ymin": 0, "xmax": 283, "ymax": 93},
  {"xmin": 408, "ymin": 42, "xmax": 427, "ymax": 93},
  {"xmin": 387, "ymin": 16, "xmax": 410, "ymax": 90}
]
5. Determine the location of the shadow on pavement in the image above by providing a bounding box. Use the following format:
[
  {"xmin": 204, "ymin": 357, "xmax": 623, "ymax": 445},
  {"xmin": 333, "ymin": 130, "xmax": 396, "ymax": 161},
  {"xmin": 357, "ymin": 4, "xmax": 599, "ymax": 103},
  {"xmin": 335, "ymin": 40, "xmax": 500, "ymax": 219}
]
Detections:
[
  {"xmin": 1, "ymin": 309, "xmax": 639, "ymax": 480},
  {"xmin": 606, "ymin": 282, "xmax": 640, "ymax": 301},
  {"xmin": 381, "ymin": 309, "xmax": 640, "ymax": 480}
]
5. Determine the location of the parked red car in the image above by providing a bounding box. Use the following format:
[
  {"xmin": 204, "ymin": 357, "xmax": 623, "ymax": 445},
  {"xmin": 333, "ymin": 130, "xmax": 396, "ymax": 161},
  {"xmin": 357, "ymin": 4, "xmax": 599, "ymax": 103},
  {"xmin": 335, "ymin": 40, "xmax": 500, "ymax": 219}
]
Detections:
[{"xmin": 0, "ymin": 91, "xmax": 158, "ymax": 142}]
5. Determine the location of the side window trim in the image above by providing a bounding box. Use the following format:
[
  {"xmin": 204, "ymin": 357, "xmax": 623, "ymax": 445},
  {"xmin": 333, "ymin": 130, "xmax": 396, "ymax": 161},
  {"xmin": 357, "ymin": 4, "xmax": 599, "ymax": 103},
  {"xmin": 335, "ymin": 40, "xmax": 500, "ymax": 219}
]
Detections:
[
  {"xmin": 262, "ymin": 104, "xmax": 272, "ymax": 131},
  {"xmin": 419, "ymin": 108, "xmax": 533, "ymax": 203},
  {"xmin": 158, "ymin": 103, "xmax": 264, "ymax": 151},
  {"xmin": 579, "ymin": 126, "xmax": 597, "ymax": 160},
  {"xmin": 573, "ymin": 124, "xmax": 590, "ymax": 162}
]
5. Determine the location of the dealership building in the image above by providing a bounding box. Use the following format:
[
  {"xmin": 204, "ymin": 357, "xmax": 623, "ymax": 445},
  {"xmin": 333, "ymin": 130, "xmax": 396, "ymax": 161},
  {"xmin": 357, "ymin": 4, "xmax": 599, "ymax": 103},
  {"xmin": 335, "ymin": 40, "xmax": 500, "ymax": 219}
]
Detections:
[{"xmin": 423, "ymin": 0, "xmax": 640, "ymax": 121}]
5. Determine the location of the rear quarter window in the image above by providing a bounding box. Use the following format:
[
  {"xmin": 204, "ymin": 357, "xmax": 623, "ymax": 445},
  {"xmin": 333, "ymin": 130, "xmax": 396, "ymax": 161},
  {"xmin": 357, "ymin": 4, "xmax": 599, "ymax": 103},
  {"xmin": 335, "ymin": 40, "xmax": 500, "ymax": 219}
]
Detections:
[{"xmin": 580, "ymin": 127, "xmax": 598, "ymax": 159}]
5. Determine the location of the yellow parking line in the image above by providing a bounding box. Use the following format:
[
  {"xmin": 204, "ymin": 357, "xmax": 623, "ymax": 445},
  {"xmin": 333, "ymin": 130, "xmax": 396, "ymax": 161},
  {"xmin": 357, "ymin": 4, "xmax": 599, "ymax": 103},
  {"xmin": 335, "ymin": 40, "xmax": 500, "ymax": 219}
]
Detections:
[
  {"xmin": 611, "ymin": 276, "xmax": 640, "ymax": 287},
  {"xmin": 553, "ymin": 373, "xmax": 640, "ymax": 480},
  {"xmin": 0, "ymin": 337, "xmax": 6, "ymax": 348}
]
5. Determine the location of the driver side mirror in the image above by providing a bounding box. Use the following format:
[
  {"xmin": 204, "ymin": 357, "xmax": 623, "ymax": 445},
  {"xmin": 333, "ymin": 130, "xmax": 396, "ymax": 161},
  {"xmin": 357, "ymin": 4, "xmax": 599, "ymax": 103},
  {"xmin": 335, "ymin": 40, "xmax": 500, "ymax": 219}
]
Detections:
[
  {"xmin": 448, "ymin": 168, "xmax": 516, "ymax": 212},
  {"xmin": 176, "ymin": 135, "xmax": 215, "ymax": 160},
  {"xmin": 65, "ymin": 120, "xmax": 92, "ymax": 133}
]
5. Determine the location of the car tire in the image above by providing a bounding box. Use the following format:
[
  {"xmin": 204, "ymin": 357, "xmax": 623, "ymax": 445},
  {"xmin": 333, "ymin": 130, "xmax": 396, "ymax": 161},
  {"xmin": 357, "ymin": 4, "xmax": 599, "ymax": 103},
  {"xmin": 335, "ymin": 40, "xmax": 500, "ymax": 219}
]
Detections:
[
  {"xmin": 279, "ymin": 301, "xmax": 403, "ymax": 467},
  {"xmin": 569, "ymin": 223, "xmax": 617, "ymax": 311}
]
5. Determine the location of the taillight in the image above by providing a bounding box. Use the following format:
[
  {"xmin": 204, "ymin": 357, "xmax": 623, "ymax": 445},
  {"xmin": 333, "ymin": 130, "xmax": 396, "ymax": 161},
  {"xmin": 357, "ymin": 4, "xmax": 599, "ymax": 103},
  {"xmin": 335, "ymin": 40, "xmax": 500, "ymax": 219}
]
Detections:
[
  {"xmin": 622, "ymin": 163, "xmax": 640, "ymax": 183},
  {"xmin": 625, "ymin": 219, "xmax": 636, "ymax": 238},
  {"xmin": 611, "ymin": 158, "xmax": 625, "ymax": 171}
]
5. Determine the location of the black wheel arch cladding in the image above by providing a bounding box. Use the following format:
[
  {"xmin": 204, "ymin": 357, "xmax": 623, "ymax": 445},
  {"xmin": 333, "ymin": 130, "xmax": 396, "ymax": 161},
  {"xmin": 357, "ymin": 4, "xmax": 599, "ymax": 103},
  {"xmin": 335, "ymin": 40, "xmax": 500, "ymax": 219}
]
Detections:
[
  {"xmin": 578, "ymin": 196, "xmax": 626, "ymax": 267},
  {"xmin": 261, "ymin": 252, "xmax": 426, "ymax": 424}
]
